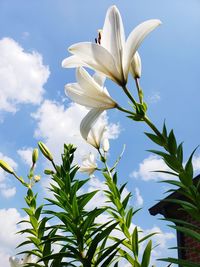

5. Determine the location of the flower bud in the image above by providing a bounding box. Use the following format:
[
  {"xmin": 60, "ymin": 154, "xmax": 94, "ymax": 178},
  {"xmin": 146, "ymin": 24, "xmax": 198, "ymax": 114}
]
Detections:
[
  {"xmin": 44, "ymin": 169, "xmax": 54, "ymax": 175},
  {"xmin": 34, "ymin": 175, "xmax": 41, "ymax": 182},
  {"xmin": 102, "ymin": 138, "xmax": 110, "ymax": 152},
  {"xmin": 130, "ymin": 51, "xmax": 141, "ymax": 79},
  {"xmin": 0, "ymin": 160, "xmax": 14, "ymax": 174},
  {"xmin": 38, "ymin": 142, "xmax": 53, "ymax": 161},
  {"xmin": 32, "ymin": 148, "xmax": 39, "ymax": 165}
]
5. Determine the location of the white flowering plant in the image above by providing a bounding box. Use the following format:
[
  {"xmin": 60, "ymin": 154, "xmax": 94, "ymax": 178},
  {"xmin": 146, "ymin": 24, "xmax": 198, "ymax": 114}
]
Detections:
[{"xmin": 0, "ymin": 4, "xmax": 200, "ymax": 267}]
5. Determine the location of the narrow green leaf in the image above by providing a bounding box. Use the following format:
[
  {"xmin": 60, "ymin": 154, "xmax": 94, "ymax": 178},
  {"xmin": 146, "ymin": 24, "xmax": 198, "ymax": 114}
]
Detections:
[
  {"xmin": 131, "ymin": 227, "xmax": 138, "ymax": 257},
  {"xmin": 170, "ymin": 225, "xmax": 200, "ymax": 242},
  {"xmin": 177, "ymin": 142, "xmax": 183, "ymax": 164},
  {"xmin": 145, "ymin": 132, "xmax": 164, "ymax": 146},
  {"xmin": 167, "ymin": 130, "xmax": 177, "ymax": 155},
  {"xmin": 95, "ymin": 239, "xmax": 122, "ymax": 265},
  {"xmin": 141, "ymin": 240, "xmax": 152, "ymax": 267},
  {"xmin": 125, "ymin": 208, "xmax": 133, "ymax": 228},
  {"xmin": 122, "ymin": 192, "xmax": 131, "ymax": 209},
  {"xmin": 100, "ymin": 249, "xmax": 119, "ymax": 267},
  {"xmin": 162, "ymin": 121, "xmax": 167, "ymax": 139},
  {"xmin": 159, "ymin": 257, "xmax": 200, "ymax": 267},
  {"xmin": 86, "ymin": 222, "xmax": 118, "ymax": 262}
]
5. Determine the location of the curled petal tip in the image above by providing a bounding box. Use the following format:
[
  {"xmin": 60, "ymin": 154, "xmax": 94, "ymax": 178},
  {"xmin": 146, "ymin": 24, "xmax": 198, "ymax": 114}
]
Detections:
[
  {"xmin": 61, "ymin": 59, "xmax": 66, "ymax": 68},
  {"xmin": 110, "ymin": 5, "xmax": 118, "ymax": 11},
  {"xmin": 158, "ymin": 19, "xmax": 162, "ymax": 25},
  {"xmin": 150, "ymin": 19, "xmax": 162, "ymax": 26}
]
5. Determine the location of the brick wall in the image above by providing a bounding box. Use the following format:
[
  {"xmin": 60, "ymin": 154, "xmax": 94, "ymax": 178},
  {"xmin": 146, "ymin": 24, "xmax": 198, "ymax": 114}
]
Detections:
[{"xmin": 181, "ymin": 214, "xmax": 200, "ymax": 263}]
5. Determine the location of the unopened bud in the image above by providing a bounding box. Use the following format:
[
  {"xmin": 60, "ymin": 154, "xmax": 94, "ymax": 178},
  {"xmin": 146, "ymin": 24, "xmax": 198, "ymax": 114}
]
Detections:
[
  {"xmin": 130, "ymin": 51, "xmax": 141, "ymax": 79},
  {"xmin": 0, "ymin": 160, "xmax": 14, "ymax": 174},
  {"xmin": 44, "ymin": 169, "xmax": 54, "ymax": 175},
  {"xmin": 34, "ymin": 175, "xmax": 41, "ymax": 182},
  {"xmin": 32, "ymin": 148, "xmax": 39, "ymax": 165},
  {"xmin": 102, "ymin": 138, "xmax": 110, "ymax": 152},
  {"xmin": 38, "ymin": 142, "xmax": 53, "ymax": 161}
]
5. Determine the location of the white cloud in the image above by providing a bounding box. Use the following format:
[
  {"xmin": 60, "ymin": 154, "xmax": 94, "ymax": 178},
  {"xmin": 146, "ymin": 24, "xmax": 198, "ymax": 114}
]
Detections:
[
  {"xmin": 131, "ymin": 153, "xmax": 200, "ymax": 182},
  {"xmin": 0, "ymin": 184, "xmax": 16, "ymax": 198},
  {"xmin": 0, "ymin": 208, "xmax": 27, "ymax": 267},
  {"xmin": 134, "ymin": 187, "xmax": 144, "ymax": 207},
  {"xmin": 130, "ymin": 155, "xmax": 172, "ymax": 181},
  {"xmin": 85, "ymin": 177, "xmax": 107, "ymax": 210},
  {"xmin": 17, "ymin": 147, "xmax": 33, "ymax": 166},
  {"xmin": 0, "ymin": 152, "xmax": 17, "ymax": 198},
  {"xmin": 142, "ymin": 226, "xmax": 175, "ymax": 264},
  {"xmin": 32, "ymin": 100, "xmax": 120, "ymax": 163},
  {"xmin": 192, "ymin": 154, "xmax": 200, "ymax": 174},
  {"xmin": 0, "ymin": 37, "xmax": 49, "ymax": 113},
  {"xmin": 148, "ymin": 92, "xmax": 161, "ymax": 104},
  {"xmin": 0, "ymin": 251, "xmax": 11, "ymax": 267}
]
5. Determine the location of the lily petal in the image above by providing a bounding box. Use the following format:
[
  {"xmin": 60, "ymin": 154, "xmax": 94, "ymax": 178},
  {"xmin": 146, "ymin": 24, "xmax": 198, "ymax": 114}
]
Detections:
[
  {"xmin": 65, "ymin": 68, "xmax": 116, "ymax": 109},
  {"xmin": 65, "ymin": 83, "xmax": 106, "ymax": 108},
  {"xmin": 80, "ymin": 108, "xmax": 104, "ymax": 142},
  {"xmin": 123, "ymin": 19, "xmax": 161, "ymax": 80},
  {"xmin": 101, "ymin": 5, "xmax": 125, "ymax": 77},
  {"xmin": 79, "ymin": 153, "xmax": 97, "ymax": 175},
  {"xmin": 87, "ymin": 123, "xmax": 106, "ymax": 149},
  {"xmin": 69, "ymin": 42, "xmax": 122, "ymax": 84},
  {"xmin": 93, "ymin": 72, "xmax": 106, "ymax": 87},
  {"xmin": 62, "ymin": 55, "xmax": 88, "ymax": 68},
  {"xmin": 9, "ymin": 257, "xmax": 19, "ymax": 267}
]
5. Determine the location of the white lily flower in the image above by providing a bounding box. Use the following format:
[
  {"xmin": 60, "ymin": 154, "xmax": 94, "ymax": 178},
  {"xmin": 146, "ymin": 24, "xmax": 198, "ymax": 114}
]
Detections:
[
  {"xmin": 79, "ymin": 153, "xmax": 97, "ymax": 175},
  {"xmin": 9, "ymin": 254, "xmax": 32, "ymax": 267},
  {"xmin": 65, "ymin": 67, "xmax": 117, "ymax": 109},
  {"xmin": 66, "ymin": 67, "xmax": 116, "ymax": 142},
  {"xmin": 130, "ymin": 51, "xmax": 142, "ymax": 79},
  {"xmin": 62, "ymin": 5, "xmax": 161, "ymax": 85}
]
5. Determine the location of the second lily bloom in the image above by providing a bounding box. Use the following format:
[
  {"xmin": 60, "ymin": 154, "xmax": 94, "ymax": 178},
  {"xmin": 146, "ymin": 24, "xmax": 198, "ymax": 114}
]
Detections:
[{"xmin": 65, "ymin": 67, "xmax": 117, "ymax": 145}]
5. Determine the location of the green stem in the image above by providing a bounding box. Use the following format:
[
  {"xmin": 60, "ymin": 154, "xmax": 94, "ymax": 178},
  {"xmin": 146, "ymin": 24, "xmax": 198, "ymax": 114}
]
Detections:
[
  {"xmin": 135, "ymin": 78, "xmax": 143, "ymax": 104},
  {"xmin": 122, "ymin": 85, "xmax": 137, "ymax": 107},
  {"xmin": 51, "ymin": 160, "xmax": 58, "ymax": 172},
  {"xmin": 116, "ymin": 105, "xmax": 134, "ymax": 115},
  {"xmin": 143, "ymin": 116, "xmax": 165, "ymax": 143}
]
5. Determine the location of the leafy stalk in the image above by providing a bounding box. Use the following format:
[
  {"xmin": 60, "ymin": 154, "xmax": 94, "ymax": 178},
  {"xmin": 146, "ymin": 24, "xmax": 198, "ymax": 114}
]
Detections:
[
  {"xmin": 98, "ymin": 149, "xmax": 155, "ymax": 267},
  {"xmin": 118, "ymin": 80, "xmax": 200, "ymax": 267},
  {"xmin": 40, "ymin": 144, "xmax": 122, "ymax": 267}
]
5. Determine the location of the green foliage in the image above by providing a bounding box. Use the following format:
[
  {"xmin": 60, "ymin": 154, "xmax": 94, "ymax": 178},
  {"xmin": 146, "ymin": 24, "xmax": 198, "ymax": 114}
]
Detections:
[
  {"xmin": 17, "ymin": 189, "xmax": 50, "ymax": 267},
  {"xmin": 41, "ymin": 144, "xmax": 124, "ymax": 266},
  {"xmin": 102, "ymin": 164, "xmax": 156, "ymax": 267},
  {"xmin": 143, "ymin": 121, "xmax": 200, "ymax": 267}
]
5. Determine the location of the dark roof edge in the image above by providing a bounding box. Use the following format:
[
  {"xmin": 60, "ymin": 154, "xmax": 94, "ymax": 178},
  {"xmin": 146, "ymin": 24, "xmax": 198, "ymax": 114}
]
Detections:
[{"xmin": 149, "ymin": 174, "xmax": 200, "ymax": 216}]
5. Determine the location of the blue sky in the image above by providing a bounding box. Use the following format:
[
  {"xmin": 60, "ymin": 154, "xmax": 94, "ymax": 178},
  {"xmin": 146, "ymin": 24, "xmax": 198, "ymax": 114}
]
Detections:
[{"xmin": 0, "ymin": 0, "xmax": 200, "ymax": 266}]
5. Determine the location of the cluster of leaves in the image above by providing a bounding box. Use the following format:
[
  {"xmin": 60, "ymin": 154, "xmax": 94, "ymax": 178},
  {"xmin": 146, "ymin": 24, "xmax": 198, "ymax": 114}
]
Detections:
[
  {"xmin": 103, "ymin": 170, "xmax": 156, "ymax": 267},
  {"xmin": 17, "ymin": 189, "xmax": 50, "ymax": 267},
  {"xmin": 38, "ymin": 144, "xmax": 126, "ymax": 267},
  {"xmin": 18, "ymin": 143, "xmax": 156, "ymax": 267},
  {"xmin": 145, "ymin": 122, "xmax": 200, "ymax": 267}
]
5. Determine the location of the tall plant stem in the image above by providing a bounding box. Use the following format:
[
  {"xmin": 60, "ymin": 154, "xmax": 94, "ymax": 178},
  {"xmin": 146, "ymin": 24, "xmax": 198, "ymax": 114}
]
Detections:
[{"xmin": 143, "ymin": 115, "xmax": 165, "ymax": 143}]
